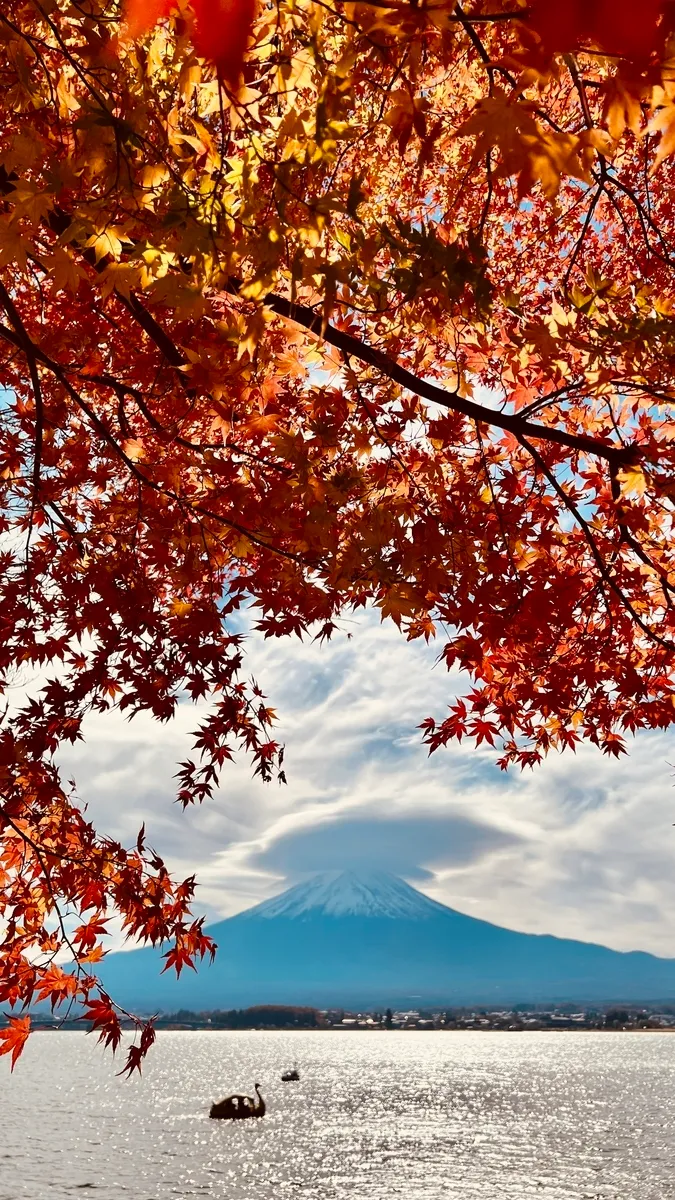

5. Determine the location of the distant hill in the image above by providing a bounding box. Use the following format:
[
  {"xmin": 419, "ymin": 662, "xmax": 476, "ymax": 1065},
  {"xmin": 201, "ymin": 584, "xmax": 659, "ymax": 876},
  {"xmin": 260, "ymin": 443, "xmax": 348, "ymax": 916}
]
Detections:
[{"xmin": 97, "ymin": 870, "xmax": 675, "ymax": 1011}]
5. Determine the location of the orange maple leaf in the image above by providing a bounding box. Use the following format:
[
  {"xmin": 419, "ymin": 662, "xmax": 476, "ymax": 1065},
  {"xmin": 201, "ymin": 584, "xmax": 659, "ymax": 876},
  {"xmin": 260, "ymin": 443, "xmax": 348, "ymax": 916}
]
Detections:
[
  {"xmin": 0, "ymin": 1015, "xmax": 31, "ymax": 1070},
  {"xmin": 123, "ymin": 0, "xmax": 172, "ymax": 39}
]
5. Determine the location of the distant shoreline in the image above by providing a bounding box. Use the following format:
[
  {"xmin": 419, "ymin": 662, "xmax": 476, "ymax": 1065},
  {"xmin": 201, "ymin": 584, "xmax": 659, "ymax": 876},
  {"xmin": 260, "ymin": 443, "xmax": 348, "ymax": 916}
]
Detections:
[
  {"xmin": 12, "ymin": 1001, "xmax": 675, "ymax": 1036},
  {"xmin": 24, "ymin": 1024, "xmax": 675, "ymax": 1034}
]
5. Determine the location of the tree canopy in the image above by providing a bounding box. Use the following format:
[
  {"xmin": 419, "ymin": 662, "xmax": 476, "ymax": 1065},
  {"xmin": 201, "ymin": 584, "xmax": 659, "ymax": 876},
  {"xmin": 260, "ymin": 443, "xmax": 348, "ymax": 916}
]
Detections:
[{"xmin": 3, "ymin": 0, "xmax": 675, "ymax": 1070}]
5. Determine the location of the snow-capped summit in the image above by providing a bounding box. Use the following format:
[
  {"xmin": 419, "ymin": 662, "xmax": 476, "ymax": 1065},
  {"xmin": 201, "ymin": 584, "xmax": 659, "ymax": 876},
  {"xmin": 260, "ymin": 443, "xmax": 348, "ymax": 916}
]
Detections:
[{"xmin": 241, "ymin": 869, "xmax": 452, "ymax": 920}]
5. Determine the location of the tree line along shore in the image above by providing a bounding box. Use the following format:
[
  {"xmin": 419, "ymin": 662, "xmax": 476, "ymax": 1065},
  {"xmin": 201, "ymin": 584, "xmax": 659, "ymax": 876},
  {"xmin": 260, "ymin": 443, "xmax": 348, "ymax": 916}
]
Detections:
[{"xmin": 8, "ymin": 1004, "xmax": 675, "ymax": 1034}]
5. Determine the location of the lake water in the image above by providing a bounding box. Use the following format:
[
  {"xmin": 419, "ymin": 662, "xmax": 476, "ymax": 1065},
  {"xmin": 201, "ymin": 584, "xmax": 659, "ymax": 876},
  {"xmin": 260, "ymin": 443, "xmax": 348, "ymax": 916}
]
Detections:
[{"xmin": 1, "ymin": 1031, "xmax": 675, "ymax": 1199}]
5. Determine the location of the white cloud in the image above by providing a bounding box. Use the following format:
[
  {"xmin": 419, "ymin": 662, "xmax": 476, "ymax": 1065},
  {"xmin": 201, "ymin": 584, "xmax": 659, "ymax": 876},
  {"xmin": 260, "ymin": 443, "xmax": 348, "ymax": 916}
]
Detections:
[{"xmin": 55, "ymin": 607, "xmax": 675, "ymax": 958}]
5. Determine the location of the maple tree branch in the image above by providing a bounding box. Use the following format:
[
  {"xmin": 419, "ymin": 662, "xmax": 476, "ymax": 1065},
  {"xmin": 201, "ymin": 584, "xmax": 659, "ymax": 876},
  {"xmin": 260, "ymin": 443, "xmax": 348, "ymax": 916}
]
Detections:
[
  {"xmin": 78, "ymin": 363, "xmax": 291, "ymax": 476},
  {"xmin": 0, "ymin": 280, "xmax": 45, "ymax": 568},
  {"xmin": 0, "ymin": 321, "xmax": 307, "ymax": 568},
  {"xmin": 115, "ymin": 292, "xmax": 188, "ymax": 371},
  {"xmin": 253, "ymin": 288, "xmax": 633, "ymax": 465},
  {"xmin": 607, "ymin": 461, "xmax": 675, "ymax": 610},
  {"xmin": 563, "ymin": 181, "xmax": 604, "ymax": 288},
  {"xmin": 516, "ymin": 379, "xmax": 588, "ymax": 420},
  {"xmin": 518, "ymin": 435, "xmax": 675, "ymax": 652},
  {"xmin": 474, "ymin": 421, "xmax": 523, "ymax": 594},
  {"xmin": 1, "ymin": 807, "xmax": 173, "ymax": 1056},
  {"xmin": 0, "ymin": 168, "xmax": 188, "ymax": 375},
  {"xmin": 43, "ymin": 500, "xmax": 87, "ymax": 557},
  {"xmin": 343, "ymin": 351, "xmax": 443, "ymax": 527},
  {"xmin": 453, "ymin": 3, "xmax": 565, "ymax": 133},
  {"xmin": 351, "ymin": 0, "xmax": 526, "ymax": 16},
  {"xmin": 0, "ymin": 167, "xmax": 633, "ymax": 471},
  {"xmin": 567, "ymin": 54, "xmax": 593, "ymax": 131},
  {"xmin": 61, "ymin": 379, "xmax": 308, "ymax": 566},
  {"xmin": 605, "ymin": 173, "xmax": 675, "ymax": 267},
  {"xmin": 0, "ymin": 811, "xmax": 82, "ymax": 977}
]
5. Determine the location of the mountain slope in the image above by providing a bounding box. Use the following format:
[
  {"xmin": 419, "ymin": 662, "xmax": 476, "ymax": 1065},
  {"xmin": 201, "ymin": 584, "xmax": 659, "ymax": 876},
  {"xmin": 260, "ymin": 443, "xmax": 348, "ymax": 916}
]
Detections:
[{"xmin": 97, "ymin": 870, "xmax": 675, "ymax": 1011}]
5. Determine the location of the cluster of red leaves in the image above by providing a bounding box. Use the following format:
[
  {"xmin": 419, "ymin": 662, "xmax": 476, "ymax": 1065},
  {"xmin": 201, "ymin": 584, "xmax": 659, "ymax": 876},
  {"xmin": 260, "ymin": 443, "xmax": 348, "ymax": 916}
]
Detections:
[
  {"xmin": 124, "ymin": 0, "xmax": 256, "ymax": 83},
  {"xmin": 0, "ymin": 745, "xmax": 216, "ymax": 1072},
  {"xmin": 529, "ymin": 0, "xmax": 669, "ymax": 60},
  {"xmin": 82, "ymin": 993, "xmax": 157, "ymax": 1076},
  {"xmin": 1, "ymin": 0, "xmax": 675, "ymax": 1072}
]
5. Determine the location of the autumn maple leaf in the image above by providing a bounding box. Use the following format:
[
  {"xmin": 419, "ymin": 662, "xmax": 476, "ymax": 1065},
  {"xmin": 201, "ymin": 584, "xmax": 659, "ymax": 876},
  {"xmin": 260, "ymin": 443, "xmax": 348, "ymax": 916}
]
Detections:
[
  {"xmin": 161, "ymin": 946, "xmax": 198, "ymax": 976},
  {"xmin": 529, "ymin": 0, "xmax": 666, "ymax": 60},
  {"xmin": 123, "ymin": 0, "xmax": 256, "ymax": 83},
  {"xmin": 0, "ymin": 1015, "xmax": 31, "ymax": 1070},
  {"xmin": 123, "ymin": 0, "xmax": 171, "ymax": 38},
  {"xmin": 118, "ymin": 1022, "xmax": 156, "ymax": 1077}
]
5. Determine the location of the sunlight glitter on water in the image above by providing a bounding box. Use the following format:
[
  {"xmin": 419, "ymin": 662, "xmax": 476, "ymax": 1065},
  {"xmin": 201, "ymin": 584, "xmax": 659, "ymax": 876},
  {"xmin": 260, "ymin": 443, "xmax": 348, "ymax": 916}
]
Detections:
[{"xmin": 1, "ymin": 1030, "xmax": 675, "ymax": 1199}]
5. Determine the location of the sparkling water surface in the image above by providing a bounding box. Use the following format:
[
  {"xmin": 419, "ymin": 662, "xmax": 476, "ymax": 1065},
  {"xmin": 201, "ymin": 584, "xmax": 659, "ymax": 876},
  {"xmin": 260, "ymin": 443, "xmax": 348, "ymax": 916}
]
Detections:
[{"xmin": 1, "ymin": 1030, "xmax": 675, "ymax": 1199}]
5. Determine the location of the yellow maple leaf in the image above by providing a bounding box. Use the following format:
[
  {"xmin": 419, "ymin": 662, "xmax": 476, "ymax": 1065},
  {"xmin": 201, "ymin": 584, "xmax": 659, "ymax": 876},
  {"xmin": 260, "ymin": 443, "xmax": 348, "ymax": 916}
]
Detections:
[
  {"xmin": 648, "ymin": 88, "xmax": 675, "ymax": 169},
  {"xmin": 121, "ymin": 438, "xmax": 145, "ymax": 462},
  {"xmin": 171, "ymin": 598, "xmax": 192, "ymax": 617},
  {"xmin": 86, "ymin": 228, "xmax": 125, "ymax": 262},
  {"xmin": 0, "ymin": 221, "xmax": 27, "ymax": 273},
  {"xmin": 617, "ymin": 465, "xmax": 648, "ymax": 498},
  {"xmin": 602, "ymin": 78, "xmax": 643, "ymax": 142},
  {"xmin": 47, "ymin": 247, "xmax": 83, "ymax": 295}
]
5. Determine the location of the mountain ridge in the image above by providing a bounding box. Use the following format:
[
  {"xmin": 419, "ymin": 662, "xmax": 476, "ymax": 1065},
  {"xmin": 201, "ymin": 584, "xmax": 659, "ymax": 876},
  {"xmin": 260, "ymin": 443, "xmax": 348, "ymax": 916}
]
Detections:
[{"xmin": 96, "ymin": 869, "xmax": 675, "ymax": 1011}]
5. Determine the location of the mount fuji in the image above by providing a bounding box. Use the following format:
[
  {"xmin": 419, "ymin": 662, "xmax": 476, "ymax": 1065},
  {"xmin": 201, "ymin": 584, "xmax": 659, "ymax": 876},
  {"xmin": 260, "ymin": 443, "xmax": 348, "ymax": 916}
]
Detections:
[{"xmin": 97, "ymin": 870, "xmax": 675, "ymax": 1011}]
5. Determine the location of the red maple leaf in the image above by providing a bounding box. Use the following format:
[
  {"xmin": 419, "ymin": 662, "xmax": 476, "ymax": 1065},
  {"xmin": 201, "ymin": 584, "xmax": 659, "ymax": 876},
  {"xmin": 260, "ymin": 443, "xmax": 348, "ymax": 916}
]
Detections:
[
  {"xmin": 0, "ymin": 1015, "xmax": 31, "ymax": 1070},
  {"xmin": 124, "ymin": 0, "xmax": 256, "ymax": 83},
  {"xmin": 530, "ymin": 0, "xmax": 666, "ymax": 60}
]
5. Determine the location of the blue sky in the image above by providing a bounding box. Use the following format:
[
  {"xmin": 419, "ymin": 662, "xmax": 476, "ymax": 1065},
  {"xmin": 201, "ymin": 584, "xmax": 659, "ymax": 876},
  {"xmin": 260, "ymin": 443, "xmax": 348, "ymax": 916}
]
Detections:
[{"xmin": 49, "ymin": 605, "xmax": 675, "ymax": 959}]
